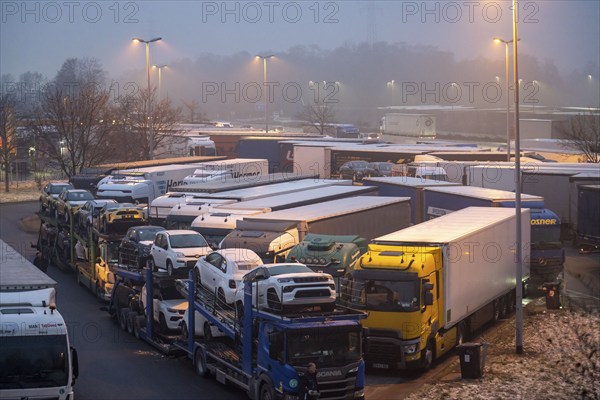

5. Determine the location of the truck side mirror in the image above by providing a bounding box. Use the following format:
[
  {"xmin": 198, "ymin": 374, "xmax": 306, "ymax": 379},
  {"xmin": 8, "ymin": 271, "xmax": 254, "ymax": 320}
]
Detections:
[
  {"xmin": 424, "ymin": 292, "xmax": 434, "ymax": 306},
  {"xmin": 423, "ymin": 283, "xmax": 434, "ymax": 306}
]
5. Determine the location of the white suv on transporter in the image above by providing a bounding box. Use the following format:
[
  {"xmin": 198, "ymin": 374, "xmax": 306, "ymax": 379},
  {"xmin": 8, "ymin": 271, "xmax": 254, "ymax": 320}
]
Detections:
[{"xmin": 234, "ymin": 263, "xmax": 336, "ymax": 315}]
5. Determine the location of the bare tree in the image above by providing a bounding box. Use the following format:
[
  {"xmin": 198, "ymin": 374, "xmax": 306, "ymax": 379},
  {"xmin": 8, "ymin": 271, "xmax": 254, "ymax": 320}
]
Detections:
[
  {"xmin": 0, "ymin": 94, "xmax": 17, "ymax": 192},
  {"xmin": 114, "ymin": 88, "xmax": 186, "ymax": 160},
  {"xmin": 182, "ymin": 99, "xmax": 207, "ymax": 123},
  {"xmin": 560, "ymin": 113, "xmax": 600, "ymax": 163},
  {"xmin": 30, "ymin": 58, "xmax": 116, "ymax": 178},
  {"xmin": 298, "ymin": 99, "xmax": 336, "ymax": 135}
]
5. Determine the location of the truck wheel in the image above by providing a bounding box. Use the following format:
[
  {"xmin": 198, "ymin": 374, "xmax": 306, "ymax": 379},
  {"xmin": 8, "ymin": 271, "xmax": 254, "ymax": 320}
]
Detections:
[
  {"xmin": 498, "ymin": 296, "xmax": 507, "ymax": 319},
  {"xmin": 194, "ymin": 349, "xmax": 210, "ymax": 378},
  {"xmin": 134, "ymin": 316, "xmax": 144, "ymax": 339},
  {"xmin": 456, "ymin": 322, "xmax": 467, "ymax": 346},
  {"xmin": 127, "ymin": 312, "xmax": 137, "ymax": 334},
  {"xmin": 260, "ymin": 382, "xmax": 275, "ymax": 400},
  {"xmin": 507, "ymin": 291, "xmax": 516, "ymax": 313},
  {"xmin": 120, "ymin": 308, "xmax": 130, "ymax": 331},
  {"xmin": 95, "ymin": 283, "xmax": 104, "ymax": 302},
  {"xmin": 492, "ymin": 299, "xmax": 501, "ymax": 322},
  {"xmin": 419, "ymin": 342, "xmax": 434, "ymax": 371}
]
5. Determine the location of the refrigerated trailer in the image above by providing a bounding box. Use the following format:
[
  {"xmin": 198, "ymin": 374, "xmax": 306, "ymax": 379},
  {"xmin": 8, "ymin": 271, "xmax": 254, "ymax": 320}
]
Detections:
[
  {"xmin": 96, "ymin": 164, "xmax": 207, "ymax": 204},
  {"xmin": 182, "ymin": 158, "xmax": 268, "ymax": 185},
  {"xmin": 380, "ymin": 113, "xmax": 436, "ymax": 137},
  {"xmin": 422, "ymin": 185, "xmax": 564, "ymax": 273},
  {"xmin": 363, "ymin": 176, "xmax": 461, "ymax": 223},
  {"xmin": 189, "ymin": 185, "xmax": 378, "ymax": 245},
  {"xmin": 163, "ymin": 178, "xmax": 352, "ymax": 229},
  {"xmin": 344, "ymin": 207, "xmax": 530, "ymax": 370},
  {"xmin": 70, "ymin": 156, "xmax": 224, "ymax": 192},
  {"xmin": 148, "ymin": 174, "xmax": 323, "ymax": 223},
  {"xmin": 221, "ymin": 196, "xmax": 412, "ymax": 262}
]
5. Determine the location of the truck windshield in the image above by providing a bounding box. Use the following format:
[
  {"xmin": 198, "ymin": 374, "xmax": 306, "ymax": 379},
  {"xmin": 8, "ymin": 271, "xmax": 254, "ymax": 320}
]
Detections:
[
  {"xmin": 344, "ymin": 278, "xmax": 420, "ymax": 312},
  {"xmin": 531, "ymin": 225, "xmax": 561, "ymax": 245},
  {"xmin": 286, "ymin": 327, "xmax": 361, "ymax": 367},
  {"xmin": 0, "ymin": 335, "xmax": 69, "ymax": 389}
]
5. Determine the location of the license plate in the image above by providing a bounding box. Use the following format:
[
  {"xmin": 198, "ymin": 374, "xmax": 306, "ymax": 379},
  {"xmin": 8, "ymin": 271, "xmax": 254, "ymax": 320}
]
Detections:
[{"xmin": 372, "ymin": 363, "xmax": 389, "ymax": 369}]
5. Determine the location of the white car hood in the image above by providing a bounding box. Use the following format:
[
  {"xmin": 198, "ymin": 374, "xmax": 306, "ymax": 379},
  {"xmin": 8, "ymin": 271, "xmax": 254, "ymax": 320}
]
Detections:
[{"xmin": 139, "ymin": 240, "xmax": 154, "ymax": 247}]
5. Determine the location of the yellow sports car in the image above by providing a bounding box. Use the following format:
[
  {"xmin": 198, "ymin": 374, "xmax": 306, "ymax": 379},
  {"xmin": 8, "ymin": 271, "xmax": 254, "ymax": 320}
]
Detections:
[{"xmin": 97, "ymin": 202, "xmax": 146, "ymax": 234}]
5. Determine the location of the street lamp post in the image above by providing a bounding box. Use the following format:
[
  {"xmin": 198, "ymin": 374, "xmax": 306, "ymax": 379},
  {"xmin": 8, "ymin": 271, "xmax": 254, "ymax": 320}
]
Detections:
[
  {"xmin": 133, "ymin": 37, "xmax": 162, "ymax": 160},
  {"xmin": 387, "ymin": 80, "xmax": 395, "ymax": 106},
  {"xmin": 256, "ymin": 55, "xmax": 274, "ymax": 133},
  {"xmin": 511, "ymin": 0, "xmax": 524, "ymax": 356},
  {"xmin": 494, "ymin": 37, "xmax": 519, "ymax": 162},
  {"xmin": 153, "ymin": 64, "xmax": 168, "ymax": 100}
]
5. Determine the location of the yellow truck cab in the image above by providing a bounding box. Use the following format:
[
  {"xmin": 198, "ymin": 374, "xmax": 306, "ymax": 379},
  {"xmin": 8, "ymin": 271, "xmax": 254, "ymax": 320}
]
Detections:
[{"xmin": 342, "ymin": 207, "xmax": 530, "ymax": 370}]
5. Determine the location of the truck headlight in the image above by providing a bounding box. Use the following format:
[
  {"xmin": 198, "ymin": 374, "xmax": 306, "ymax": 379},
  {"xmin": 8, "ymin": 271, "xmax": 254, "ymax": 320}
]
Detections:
[
  {"xmin": 354, "ymin": 388, "xmax": 365, "ymax": 398},
  {"xmin": 176, "ymin": 252, "xmax": 185, "ymax": 257},
  {"xmin": 167, "ymin": 307, "xmax": 179, "ymax": 313},
  {"xmin": 277, "ymin": 278, "xmax": 293, "ymax": 283},
  {"xmin": 403, "ymin": 343, "xmax": 418, "ymax": 354}
]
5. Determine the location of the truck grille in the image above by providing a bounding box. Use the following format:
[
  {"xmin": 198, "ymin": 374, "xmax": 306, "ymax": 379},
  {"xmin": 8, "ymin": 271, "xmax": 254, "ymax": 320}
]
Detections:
[
  {"xmin": 365, "ymin": 341, "xmax": 400, "ymax": 362},
  {"xmin": 318, "ymin": 377, "xmax": 356, "ymax": 400}
]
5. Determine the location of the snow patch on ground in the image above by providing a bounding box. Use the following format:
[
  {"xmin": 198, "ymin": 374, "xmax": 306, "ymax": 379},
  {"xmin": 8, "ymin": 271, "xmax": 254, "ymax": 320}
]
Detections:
[{"xmin": 406, "ymin": 301, "xmax": 600, "ymax": 400}]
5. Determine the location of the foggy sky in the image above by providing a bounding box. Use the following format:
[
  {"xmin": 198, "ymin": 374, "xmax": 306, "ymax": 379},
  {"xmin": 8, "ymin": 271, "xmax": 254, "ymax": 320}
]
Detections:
[{"xmin": 2, "ymin": 0, "xmax": 599, "ymax": 80}]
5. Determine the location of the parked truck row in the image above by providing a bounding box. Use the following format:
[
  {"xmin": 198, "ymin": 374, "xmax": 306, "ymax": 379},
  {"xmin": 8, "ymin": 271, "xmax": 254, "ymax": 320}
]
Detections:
[{"xmin": 26, "ymin": 153, "xmax": 568, "ymax": 397}]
